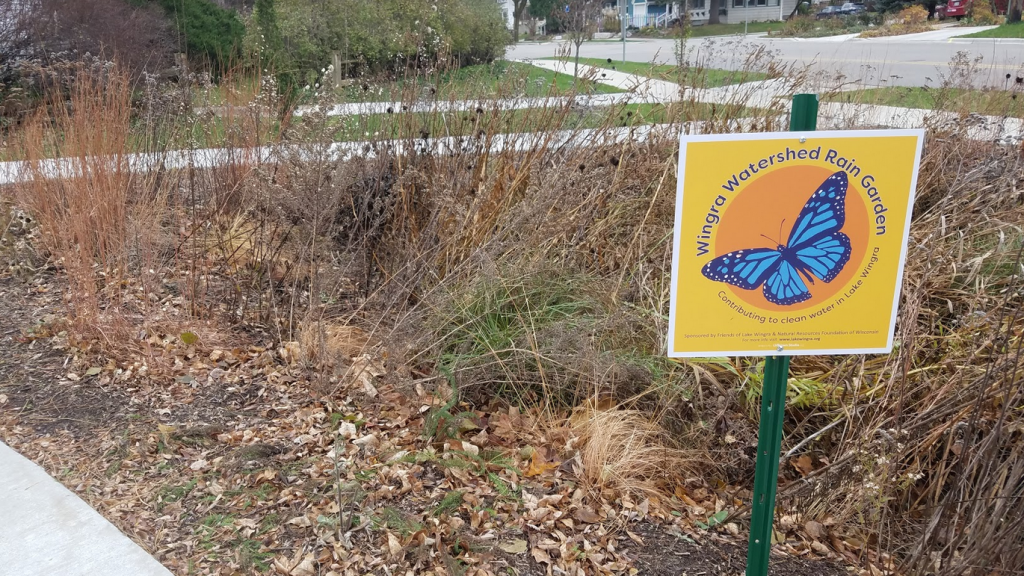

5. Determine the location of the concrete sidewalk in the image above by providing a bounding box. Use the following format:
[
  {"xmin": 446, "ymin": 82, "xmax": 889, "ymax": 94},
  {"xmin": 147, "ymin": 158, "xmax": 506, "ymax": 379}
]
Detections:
[
  {"xmin": 522, "ymin": 58, "xmax": 680, "ymax": 101},
  {"xmin": 0, "ymin": 440, "xmax": 173, "ymax": 576}
]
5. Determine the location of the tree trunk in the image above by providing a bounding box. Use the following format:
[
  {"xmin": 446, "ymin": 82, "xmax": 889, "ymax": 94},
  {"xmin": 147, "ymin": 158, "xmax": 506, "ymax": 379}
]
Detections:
[
  {"xmin": 513, "ymin": 12, "xmax": 520, "ymax": 43},
  {"xmin": 709, "ymin": 0, "xmax": 721, "ymax": 24},
  {"xmin": 1010, "ymin": 0, "xmax": 1022, "ymax": 23}
]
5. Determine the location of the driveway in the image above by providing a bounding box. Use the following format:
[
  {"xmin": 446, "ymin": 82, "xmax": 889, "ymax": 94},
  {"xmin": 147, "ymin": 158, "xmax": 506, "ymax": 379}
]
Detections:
[{"xmin": 508, "ymin": 27, "xmax": 1024, "ymax": 88}]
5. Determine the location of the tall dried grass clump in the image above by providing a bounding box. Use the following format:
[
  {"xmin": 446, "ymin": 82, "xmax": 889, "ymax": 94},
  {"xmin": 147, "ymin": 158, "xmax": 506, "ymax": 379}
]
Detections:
[
  {"xmin": 570, "ymin": 404, "xmax": 697, "ymax": 499},
  {"xmin": 13, "ymin": 66, "xmax": 177, "ymax": 339},
  {"xmin": 771, "ymin": 130, "xmax": 1024, "ymax": 574}
]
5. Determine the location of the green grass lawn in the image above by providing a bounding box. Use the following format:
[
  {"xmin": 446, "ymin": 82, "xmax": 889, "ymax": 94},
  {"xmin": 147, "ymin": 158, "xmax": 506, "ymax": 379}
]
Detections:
[
  {"xmin": 832, "ymin": 86, "xmax": 1024, "ymax": 117},
  {"xmin": 539, "ymin": 57, "xmax": 769, "ymax": 87},
  {"xmin": 323, "ymin": 100, "xmax": 756, "ymax": 143},
  {"xmin": 4, "ymin": 97, "xmax": 759, "ymax": 161},
  {"xmin": 960, "ymin": 22, "xmax": 1024, "ymax": 38},
  {"xmin": 193, "ymin": 62, "xmax": 620, "ymax": 109},
  {"xmin": 334, "ymin": 61, "xmax": 622, "ymax": 103}
]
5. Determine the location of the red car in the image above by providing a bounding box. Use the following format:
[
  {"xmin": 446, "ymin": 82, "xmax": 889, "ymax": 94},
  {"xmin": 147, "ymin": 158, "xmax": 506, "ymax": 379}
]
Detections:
[
  {"xmin": 944, "ymin": 0, "xmax": 970, "ymax": 19},
  {"xmin": 941, "ymin": 0, "xmax": 1009, "ymax": 19}
]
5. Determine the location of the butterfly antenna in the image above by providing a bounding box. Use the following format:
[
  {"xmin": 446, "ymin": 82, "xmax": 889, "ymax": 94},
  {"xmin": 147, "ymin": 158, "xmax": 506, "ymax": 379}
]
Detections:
[
  {"xmin": 778, "ymin": 219, "xmax": 786, "ymax": 246},
  {"xmin": 760, "ymin": 233, "xmax": 775, "ymax": 246}
]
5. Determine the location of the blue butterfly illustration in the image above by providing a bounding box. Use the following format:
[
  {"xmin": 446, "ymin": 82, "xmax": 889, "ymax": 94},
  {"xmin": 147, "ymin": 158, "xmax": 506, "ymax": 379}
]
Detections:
[{"xmin": 701, "ymin": 170, "xmax": 853, "ymax": 306}]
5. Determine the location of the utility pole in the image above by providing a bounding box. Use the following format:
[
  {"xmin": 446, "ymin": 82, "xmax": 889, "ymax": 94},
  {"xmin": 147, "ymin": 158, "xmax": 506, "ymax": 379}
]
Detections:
[{"xmin": 620, "ymin": 0, "xmax": 626, "ymax": 62}]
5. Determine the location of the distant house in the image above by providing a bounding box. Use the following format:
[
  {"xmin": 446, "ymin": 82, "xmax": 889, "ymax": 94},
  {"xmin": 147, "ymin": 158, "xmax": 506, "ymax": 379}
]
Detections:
[
  {"xmin": 495, "ymin": 0, "xmax": 516, "ymax": 30},
  {"xmin": 495, "ymin": 0, "xmax": 549, "ymax": 36},
  {"xmin": 712, "ymin": 0, "xmax": 798, "ymax": 24},
  {"xmin": 496, "ymin": 0, "xmax": 797, "ymax": 33},
  {"xmin": 605, "ymin": 0, "xmax": 797, "ymax": 26},
  {"xmin": 604, "ymin": 0, "xmax": 685, "ymax": 27}
]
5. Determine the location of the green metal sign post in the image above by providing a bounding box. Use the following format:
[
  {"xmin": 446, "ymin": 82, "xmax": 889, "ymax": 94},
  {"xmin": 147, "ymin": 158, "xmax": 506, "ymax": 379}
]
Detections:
[{"xmin": 744, "ymin": 93, "xmax": 819, "ymax": 576}]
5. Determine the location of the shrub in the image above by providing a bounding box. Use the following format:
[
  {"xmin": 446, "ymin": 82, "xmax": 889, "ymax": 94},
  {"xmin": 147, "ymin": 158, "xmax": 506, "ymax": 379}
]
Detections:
[
  {"xmin": 855, "ymin": 11, "xmax": 883, "ymax": 25},
  {"xmin": 822, "ymin": 15, "xmax": 849, "ymax": 31},
  {"xmin": 602, "ymin": 14, "xmax": 621, "ymax": 33},
  {"xmin": 859, "ymin": 4, "xmax": 931, "ymax": 37},
  {"xmin": 895, "ymin": 4, "xmax": 928, "ymax": 24},
  {"xmin": 248, "ymin": 0, "xmax": 510, "ymax": 90},
  {"xmin": 155, "ymin": 0, "xmax": 245, "ymax": 70},
  {"xmin": 779, "ymin": 15, "xmax": 817, "ymax": 36},
  {"xmin": 2, "ymin": 0, "xmax": 176, "ymax": 79},
  {"xmin": 437, "ymin": 0, "xmax": 511, "ymax": 66},
  {"xmin": 1, "ymin": 0, "xmax": 176, "ymax": 127},
  {"xmin": 970, "ymin": 0, "xmax": 1000, "ymax": 24},
  {"xmin": 873, "ymin": 0, "xmax": 910, "ymax": 12}
]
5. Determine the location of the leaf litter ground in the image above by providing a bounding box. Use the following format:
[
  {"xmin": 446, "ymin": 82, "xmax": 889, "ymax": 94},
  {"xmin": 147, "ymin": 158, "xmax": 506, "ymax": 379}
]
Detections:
[{"xmin": 0, "ymin": 272, "xmax": 851, "ymax": 576}]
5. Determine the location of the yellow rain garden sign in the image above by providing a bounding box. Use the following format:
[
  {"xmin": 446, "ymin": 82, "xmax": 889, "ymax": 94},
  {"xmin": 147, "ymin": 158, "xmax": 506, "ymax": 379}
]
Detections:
[{"xmin": 668, "ymin": 130, "xmax": 924, "ymax": 357}]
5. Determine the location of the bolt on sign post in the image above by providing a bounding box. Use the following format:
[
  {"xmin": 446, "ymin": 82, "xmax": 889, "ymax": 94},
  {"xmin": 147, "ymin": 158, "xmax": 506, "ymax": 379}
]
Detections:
[{"xmin": 667, "ymin": 95, "xmax": 924, "ymax": 576}]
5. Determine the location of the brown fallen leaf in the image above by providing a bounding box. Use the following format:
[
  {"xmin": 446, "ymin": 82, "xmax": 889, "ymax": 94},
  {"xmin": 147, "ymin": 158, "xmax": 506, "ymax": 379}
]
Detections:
[
  {"xmin": 779, "ymin": 514, "xmax": 798, "ymax": 532},
  {"xmin": 274, "ymin": 549, "xmax": 315, "ymax": 576},
  {"xmin": 386, "ymin": 531, "xmax": 403, "ymax": 559},
  {"xmin": 347, "ymin": 354, "xmax": 384, "ymax": 397},
  {"xmin": 791, "ymin": 454, "xmax": 814, "ymax": 476},
  {"xmin": 679, "ymin": 492, "xmax": 700, "ymax": 508},
  {"xmin": 531, "ymin": 546, "xmax": 552, "ymax": 565},
  {"xmin": 499, "ymin": 539, "xmax": 528, "ymax": 554},
  {"xmin": 290, "ymin": 554, "xmax": 316, "ymax": 576},
  {"xmin": 805, "ymin": 520, "xmax": 827, "ymax": 540},
  {"xmin": 287, "ymin": 515, "xmax": 312, "ymax": 527},
  {"xmin": 574, "ymin": 507, "xmax": 602, "ymax": 524},
  {"xmin": 524, "ymin": 450, "xmax": 559, "ymax": 477}
]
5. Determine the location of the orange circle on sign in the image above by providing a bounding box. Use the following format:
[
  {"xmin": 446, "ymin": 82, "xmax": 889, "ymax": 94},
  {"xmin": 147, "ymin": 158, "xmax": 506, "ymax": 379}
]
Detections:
[{"xmin": 713, "ymin": 165, "xmax": 869, "ymax": 313}]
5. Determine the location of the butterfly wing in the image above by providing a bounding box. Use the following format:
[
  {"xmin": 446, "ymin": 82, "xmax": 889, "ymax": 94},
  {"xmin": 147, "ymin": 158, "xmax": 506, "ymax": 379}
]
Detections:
[
  {"xmin": 701, "ymin": 248, "xmax": 782, "ymax": 290},
  {"xmin": 787, "ymin": 171, "xmax": 848, "ymax": 251},
  {"xmin": 785, "ymin": 170, "xmax": 853, "ymax": 283},
  {"xmin": 792, "ymin": 232, "xmax": 852, "ymax": 283},
  {"xmin": 763, "ymin": 257, "xmax": 812, "ymax": 305}
]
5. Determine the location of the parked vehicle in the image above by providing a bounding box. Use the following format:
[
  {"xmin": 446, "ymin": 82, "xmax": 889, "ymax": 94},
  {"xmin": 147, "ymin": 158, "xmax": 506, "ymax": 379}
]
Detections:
[
  {"xmin": 944, "ymin": 0, "xmax": 970, "ymax": 19},
  {"xmin": 940, "ymin": 0, "xmax": 1011, "ymax": 18},
  {"xmin": 840, "ymin": 2, "xmax": 867, "ymax": 14},
  {"xmin": 816, "ymin": 5, "xmax": 844, "ymax": 19}
]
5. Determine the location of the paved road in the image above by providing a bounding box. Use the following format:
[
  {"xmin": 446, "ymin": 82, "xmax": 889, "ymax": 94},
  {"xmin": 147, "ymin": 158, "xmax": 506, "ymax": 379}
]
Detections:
[{"xmin": 508, "ymin": 27, "xmax": 1024, "ymax": 88}]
